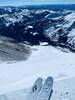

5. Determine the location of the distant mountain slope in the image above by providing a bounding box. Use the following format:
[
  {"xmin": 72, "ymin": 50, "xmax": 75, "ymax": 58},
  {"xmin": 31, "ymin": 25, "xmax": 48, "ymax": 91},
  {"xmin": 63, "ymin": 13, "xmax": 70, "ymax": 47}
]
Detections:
[{"xmin": 0, "ymin": 5, "xmax": 75, "ymax": 52}]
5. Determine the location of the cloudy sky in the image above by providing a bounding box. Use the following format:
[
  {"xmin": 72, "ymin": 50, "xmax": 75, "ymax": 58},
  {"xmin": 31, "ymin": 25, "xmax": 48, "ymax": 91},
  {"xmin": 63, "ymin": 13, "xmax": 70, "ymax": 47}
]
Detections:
[{"xmin": 0, "ymin": 0, "xmax": 75, "ymax": 6}]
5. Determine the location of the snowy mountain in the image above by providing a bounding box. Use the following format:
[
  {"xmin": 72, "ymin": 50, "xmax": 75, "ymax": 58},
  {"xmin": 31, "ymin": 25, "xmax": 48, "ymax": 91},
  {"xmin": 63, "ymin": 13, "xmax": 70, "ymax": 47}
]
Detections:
[
  {"xmin": 0, "ymin": 5, "xmax": 75, "ymax": 52},
  {"xmin": 0, "ymin": 4, "xmax": 75, "ymax": 100}
]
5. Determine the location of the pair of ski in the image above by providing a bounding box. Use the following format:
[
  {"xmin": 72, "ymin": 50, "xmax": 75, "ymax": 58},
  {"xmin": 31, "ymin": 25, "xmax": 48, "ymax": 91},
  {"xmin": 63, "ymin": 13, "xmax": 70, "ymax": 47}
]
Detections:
[{"xmin": 26, "ymin": 76, "xmax": 53, "ymax": 100}]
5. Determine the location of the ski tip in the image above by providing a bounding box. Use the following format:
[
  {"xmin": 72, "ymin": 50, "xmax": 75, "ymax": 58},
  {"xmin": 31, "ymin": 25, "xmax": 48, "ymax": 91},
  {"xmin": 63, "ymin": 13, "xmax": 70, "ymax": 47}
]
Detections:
[
  {"xmin": 46, "ymin": 76, "xmax": 53, "ymax": 81},
  {"xmin": 32, "ymin": 77, "xmax": 43, "ymax": 88},
  {"xmin": 35, "ymin": 77, "xmax": 43, "ymax": 83},
  {"xmin": 32, "ymin": 77, "xmax": 43, "ymax": 92},
  {"xmin": 45, "ymin": 76, "xmax": 54, "ymax": 84}
]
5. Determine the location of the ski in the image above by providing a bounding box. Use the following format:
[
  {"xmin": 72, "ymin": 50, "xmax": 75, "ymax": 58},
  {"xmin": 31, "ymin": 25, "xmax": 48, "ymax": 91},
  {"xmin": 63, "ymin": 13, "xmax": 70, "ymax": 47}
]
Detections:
[
  {"xmin": 26, "ymin": 77, "xmax": 43, "ymax": 100},
  {"xmin": 36, "ymin": 76, "xmax": 53, "ymax": 100}
]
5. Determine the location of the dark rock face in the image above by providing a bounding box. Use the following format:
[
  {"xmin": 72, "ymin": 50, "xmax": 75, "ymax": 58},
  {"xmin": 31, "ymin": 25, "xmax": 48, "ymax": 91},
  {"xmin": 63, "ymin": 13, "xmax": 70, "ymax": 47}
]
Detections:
[{"xmin": 0, "ymin": 6, "xmax": 75, "ymax": 51}]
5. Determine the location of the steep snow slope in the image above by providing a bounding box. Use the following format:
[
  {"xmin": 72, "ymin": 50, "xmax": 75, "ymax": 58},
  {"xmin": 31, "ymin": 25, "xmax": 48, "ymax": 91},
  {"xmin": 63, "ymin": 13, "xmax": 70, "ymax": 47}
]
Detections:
[
  {"xmin": 0, "ymin": 45, "xmax": 75, "ymax": 95},
  {"xmin": 0, "ymin": 36, "xmax": 31, "ymax": 62}
]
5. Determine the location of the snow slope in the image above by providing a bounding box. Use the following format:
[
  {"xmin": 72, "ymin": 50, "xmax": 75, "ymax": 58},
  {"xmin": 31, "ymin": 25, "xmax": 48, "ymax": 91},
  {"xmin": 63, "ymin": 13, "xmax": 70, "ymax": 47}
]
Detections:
[
  {"xmin": 51, "ymin": 77, "xmax": 75, "ymax": 100},
  {"xmin": 0, "ymin": 45, "xmax": 75, "ymax": 95}
]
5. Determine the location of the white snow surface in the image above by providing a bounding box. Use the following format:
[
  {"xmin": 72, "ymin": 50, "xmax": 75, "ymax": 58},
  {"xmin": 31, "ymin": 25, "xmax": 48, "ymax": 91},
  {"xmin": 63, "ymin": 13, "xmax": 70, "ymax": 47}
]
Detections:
[
  {"xmin": 51, "ymin": 77, "xmax": 75, "ymax": 100},
  {"xmin": 0, "ymin": 45, "xmax": 75, "ymax": 98}
]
